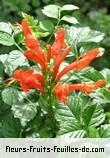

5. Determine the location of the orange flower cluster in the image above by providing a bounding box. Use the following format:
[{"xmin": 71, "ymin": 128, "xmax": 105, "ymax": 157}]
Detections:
[
  {"xmin": 13, "ymin": 69, "xmax": 44, "ymax": 94},
  {"xmin": 12, "ymin": 19, "xmax": 105, "ymax": 104}
]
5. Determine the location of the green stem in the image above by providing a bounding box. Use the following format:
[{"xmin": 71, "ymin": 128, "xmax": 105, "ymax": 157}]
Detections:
[
  {"xmin": 48, "ymin": 99, "xmax": 57, "ymax": 137},
  {"xmin": 47, "ymin": 75, "xmax": 57, "ymax": 137},
  {"xmin": 12, "ymin": 35, "xmax": 24, "ymax": 52},
  {"xmin": 74, "ymin": 38, "xmax": 79, "ymax": 59},
  {"xmin": 24, "ymin": 95, "xmax": 37, "ymax": 108},
  {"xmin": 47, "ymin": 9, "xmax": 61, "ymax": 44},
  {"xmin": 14, "ymin": 41, "xmax": 24, "ymax": 52}
]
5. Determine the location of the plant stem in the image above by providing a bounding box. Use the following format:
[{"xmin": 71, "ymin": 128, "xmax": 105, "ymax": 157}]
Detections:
[
  {"xmin": 74, "ymin": 38, "xmax": 79, "ymax": 59},
  {"xmin": 47, "ymin": 75, "xmax": 57, "ymax": 137},
  {"xmin": 12, "ymin": 35, "xmax": 24, "ymax": 52},
  {"xmin": 24, "ymin": 95, "xmax": 37, "ymax": 108},
  {"xmin": 14, "ymin": 41, "xmax": 24, "ymax": 52},
  {"xmin": 47, "ymin": 9, "xmax": 61, "ymax": 44}
]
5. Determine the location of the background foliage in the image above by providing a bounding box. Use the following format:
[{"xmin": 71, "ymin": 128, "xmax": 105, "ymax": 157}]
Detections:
[
  {"xmin": 0, "ymin": 0, "xmax": 110, "ymax": 68},
  {"xmin": 0, "ymin": 0, "xmax": 110, "ymax": 138}
]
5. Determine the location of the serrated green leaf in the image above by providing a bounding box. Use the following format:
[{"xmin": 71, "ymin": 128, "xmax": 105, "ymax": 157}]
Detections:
[
  {"xmin": 0, "ymin": 113, "xmax": 21, "ymax": 138},
  {"xmin": 5, "ymin": 50, "xmax": 29, "ymax": 75},
  {"xmin": 99, "ymin": 124, "xmax": 110, "ymax": 138},
  {"xmin": 57, "ymin": 130, "xmax": 86, "ymax": 138},
  {"xmin": 91, "ymin": 89, "xmax": 110, "ymax": 104},
  {"xmin": 61, "ymin": 15, "xmax": 79, "ymax": 24},
  {"xmin": 67, "ymin": 96, "xmax": 82, "ymax": 121},
  {"xmin": 0, "ymin": 22, "xmax": 12, "ymax": 34},
  {"xmin": 0, "ymin": 54, "xmax": 8, "ymax": 63},
  {"xmin": 39, "ymin": 20, "xmax": 54, "ymax": 32},
  {"xmin": 87, "ymin": 126, "xmax": 100, "ymax": 138},
  {"xmin": 80, "ymin": 67, "xmax": 105, "ymax": 82},
  {"xmin": 55, "ymin": 96, "xmax": 86, "ymax": 138},
  {"xmin": 42, "ymin": 5, "xmax": 60, "ymax": 19},
  {"xmin": 7, "ymin": 50, "xmax": 29, "ymax": 68},
  {"xmin": 61, "ymin": 4, "xmax": 79, "ymax": 11},
  {"xmin": 0, "ymin": 32, "xmax": 14, "ymax": 46},
  {"xmin": 66, "ymin": 26, "xmax": 104, "ymax": 45},
  {"xmin": 56, "ymin": 95, "xmax": 105, "ymax": 138},
  {"xmin": 2, "ymin": 87, "xmax": 20, "ymax": 105},
  {"xmin": 82, "ymin": 103, "xmax": 105, "ymax": 127},
  {"xmin": 12, "ymin": 103, "xmax": 37, "ymax": 126},
  {"xmin": 100, "ymin": 68, "xmax": 110, "ymax": 86}
]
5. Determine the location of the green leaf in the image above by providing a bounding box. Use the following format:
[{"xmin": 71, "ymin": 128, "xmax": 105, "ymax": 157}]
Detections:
[
  {"xmin": 0, "ymin": 54, "xmax": 8, "ymax": 64},
  {"xmin": 22, "ymin": 12, "xmax": 38, "ymax": 29},
  {"xmin": 5, "ymin": 50, "xmax": 29, "ymax": 75},
  {"xmin": 82, "ymin": 103, "xmax": 105, "ymax": 127},
  {"xmin": 100, "ymin": 68, "xmax": 110, "ymax": 86},
  {"xmin": 0, "ymin": 62, "xmax": 4, "ymax": 77},
  {"xmin": 55, "ymin": 96, "xmax": 86, "ymax": 138},
  {"xmin": 56, "ymin": 95, "xmax": 105, "ymax": 138},
  {"xmin": 32, "ymin": 0, "xmax": 41, "ymax": 7},
  {"xmin": 42, "ymin": 5, "xmax": 60, "ymax": 19},
  {"xmin": 80, "ymin": 67, "xmax": 105, "ymax": 82},
  {"xmin": 91, "ymin": 89, "xmax": 110, "ymax": 104},
  {"xmin": 0, "ymin": 22, "xmax": 12, "ymax": 34},
  {"xmin": 66, "ymin": 26, "xmax": 104, "ymax": 45},
  {"xmin": 79, "ymin": 43, "xmax": 99, "ymax": 55},
  {"xmin": 25, "ymin": 108, "xmax": 53, "ymax": 138},
  {"xmin": 7, "ymin": 50, "xmax": 28, "ymax": 68},
  {"xmin": 87, "ymin": 127, "xmax": 100, "ymax": 138},
  {"xmin": 2, "ymin": 87, "xmax": 20, "ymax": 106},
  {"xmin": 61, "ymin": 4, "xmax": 79, "ymax": 11},
  {"xmin": 0, "ymin": 32, "xmax": 14, "ymax": 46},
  {"xmin": 0, "ymin": 113, "xmax": 21, "ymax": 138},
  {"xmin": 12, "ymin": 103, "xmax": 37, "ymax": 126},
  {"xmin": 39, "ymin": 20, "xmax": 54, "ymax": 32},
  {"xmin": 36, "ymin": 32, "xmax": 50, "ymax": 38},
  {"xmin": 22, "ymin": 13, "xmax": 50, "ymax": 38},
  {"xmin": 61, "ymin": 15, "xmax": 79, "ymax": 24},
  {"xmin": 99, "ymin": 124, "xmax": 110, "ymax": 138}
]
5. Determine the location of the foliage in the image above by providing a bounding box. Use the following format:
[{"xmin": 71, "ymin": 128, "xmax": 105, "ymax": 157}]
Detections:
[{"xmin": 0, "ymin": 3, "xmax": 110, "ymax": 138}]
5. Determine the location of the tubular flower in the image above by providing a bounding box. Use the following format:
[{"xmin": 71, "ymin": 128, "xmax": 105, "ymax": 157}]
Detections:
[
  {"xmin": 52, "ymin": 47, "xmax": 71, "ymax": 79},
  {"xmin": 54, "ymin": 83, "xmax": 70, "ymax": 104},
  {"xmin": 13, "ymin": 69, "xmax": 44, "ymax": 94},
  {"xmin": 69, "ymin": 80, "xmax": 105, "ymax": 94},
  {"xmin": 54, "ymin": 80, "xmax": 105, "ymax": 103},
  {"xmin": 56, "ymin": 48, "xmax": 104, "ymax": 80},
  {"xmin": 24, "ymin": 50, "xmax": 46, "ymax": 71},
  {"xmin": 11, "ymin": 21, "xmax": 106, "ymax": 104},
  {"xmin": 46, "ymin": 45, "xmax": 52, "ymax": 63},
  {"xmin": 51, "ymin": 28, "xmax": 66, "ymax": 57},
  {"xmin": 21, "ymin": 19, "xmax": 46, "ymax": 71}
]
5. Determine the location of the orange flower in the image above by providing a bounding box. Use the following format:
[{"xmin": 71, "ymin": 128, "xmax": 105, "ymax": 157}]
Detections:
[
  {"xmin": 13, "ymin": 69, "xmax": 44, "ymax": 93},
  {"xmin": 24, "ymin": 50, "xmax": 46, "ymax": 71},
  {"xmin": 22, "ymin": 19, "xmax": 46, "ymax": 71},
  {"xmin": 54, "ymin": 83, "xmax": 69, "ymax": 104},
  {"xmin": 56, "ymin": 48, "xmax": 104, "ymax": 80},
  {"xmin": 51, "ymin": 28, "xmax": 66, "ymax": 57},
  {"xmin": 46, "ymin": 45, "xmax": 52, "ymax": 63},
  {"xmin": 22, "ymin": 19, "xmax": 32, "ymax": 37},
  {"xmin": 69, "ymin": 80, "xmax": 105, "ymax": 94},
  {"xmin": 12, "ymin": 23, "xmax": 106, "ymax": 104},
  {"xmin": 54, "ymin": 80, "xmax": 105, "ymax": 104},
  {"xmin": 52, "ymin": 47, "xmax": 71, "ymax": 79}
]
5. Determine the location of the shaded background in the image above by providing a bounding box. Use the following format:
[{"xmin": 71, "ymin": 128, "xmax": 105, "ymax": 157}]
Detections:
[{"xmin": 0, "ymin": 0, "xmax": 110, "ymax": 69}]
